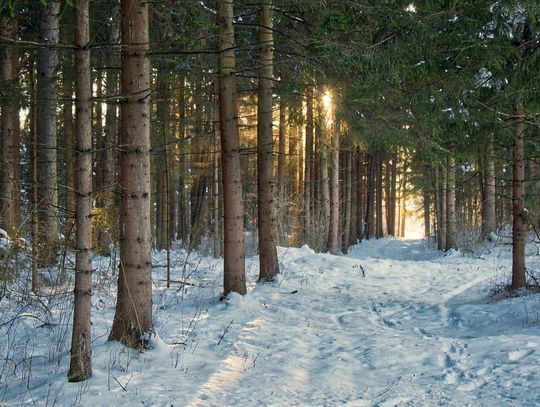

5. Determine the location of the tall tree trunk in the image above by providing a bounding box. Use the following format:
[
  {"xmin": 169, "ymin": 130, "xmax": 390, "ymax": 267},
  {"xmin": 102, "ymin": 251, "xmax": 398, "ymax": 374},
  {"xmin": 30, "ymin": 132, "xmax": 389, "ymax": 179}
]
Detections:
[
  {"xmin": 512, "ymin": 97, "xmax": 526, "ymax": 289},
  {"xmin": 30, "ymin": 60, "xmax": 39, "ymax": 292},
  {"xmin": 481, "ymin": 141, "xmax": 496, "ymax": 239},
  {"xmin": 319, "ymin": 100, "xmax": 330, "ymax": 251},
  {"xmin": 385, "ymin": 156, "xmax": 391, "ymax": 236},
  {"xmin": 304, "ymin": 85, "xmax": 314, "ymax": 245},
  {"xmin": 437, "ymin": 165, "xmax": 447, "ymax": 250},
  {"xmin": 155, "ymin": 65, "xmax": 170, "ymax": 251},
  {"xmin": 388, "ymin": 154, "xmax": 397, "ymax": 236},
  {"xmin": 364, "ymin": 151, "xmax": 375, "ymax": 240},
  {"xmin": 328, "ymin": 115, "xmax": 340, "ymax": 254},
  {"xmin": 277, "ymin": 98, "xmax": 287, "ymax": 245},
  {"xmin": 349, "ymin": 149, "xmax": 358, "ymax": 245},
  {"xmin": 0, "ymin": 16, "xmax": 20, "ymax": 236},
  {"xmin": 109, "ymin": 0, "xmax": 153, "ymax": 348},
  {"xmin": 36, "ymin": 0, "xmax": 61, "ymax": 267},
  {"xmin": 446, "ymin": 156, "xmax": 457, "ymax": 250},
  {"xmin": 218, "ymin": 0, "xmax": 246, "ymax": 296},
  {"xmin": 400, "ymin": 166, "xmax": 407, "ymax": 238},
  {"xmin": 98, "ymin": 5, "xmax": 120, "ymax": 255},
  {"xmin": 63, "ymin": 70, "xmax": 75, "ymax": 223},
  {"xmin": 423, "ymin": 181, "xmax": 431, "ymax": 238},
  {"xmin": 376, "ymin": 151, "xmax": 384, "ymax": 238},
  {"xmin": 288, "ymin": 102, "xmax": 300, "ymax": 246},
  {"xmin": 176, "ymin": 75, "xmax": 189, "ymax": 244},
  {"xmin": 68, "ymin": 0, "xmax": 93, "ymax": 382},
  {"xmin": 341, "ymin": 148, "xmax": 352, "ymax": 254},
  {"xmin": 257, "ymin": 3, "xmax": 279, "ymax": 281},
  {"xmin": 213, "ymin": 93, "xmax": 221, "ymax": 258},
  {"xmin": 356, "ymin": 149, "xmax": 365, "ymax": 241}
]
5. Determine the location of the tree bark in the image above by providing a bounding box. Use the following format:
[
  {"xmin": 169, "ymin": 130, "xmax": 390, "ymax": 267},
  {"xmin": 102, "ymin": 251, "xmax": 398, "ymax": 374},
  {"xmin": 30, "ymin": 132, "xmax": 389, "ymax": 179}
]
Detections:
[
  {"xmin": 436, "ymin": 165, "xmax": 447, "ymax": 250},
  {"xmin": 0, "ymin": 16, "xmax": 20, "ymax": 236},
  {"xmin": 328, "ymin": 115, "xmax": 340, "ymax": 254},
  {"xmin": 256, "ymin": 2, "xmax": 279, "ymax": 281},
  {"xmin": 277, "ymin": 98, "xmax": 287, "ymax": 245},
  {"xmin": 304, "ymin": 84, "xmax": 314, "ymax": 245},
  {"xmin": 356, "ymin": 149, "xmax": 365, "ymax": 241},
  {"xmin": 36, "ymin": 0, "xmax": 61, "ymax": 267},
  {"xmin": 376, "ymin": 151, "xmax": 384, "ymax": 238},
  {"xmin": 68, "ymin": 0, "xmax": 93, "ymax": 382},
  {"xmin": 422, "ymin": 182, "xmax": 431, "ymax": 238},
  {"xmin": 218, "ymin": 0, "xmax": 247, "ymax": 296},
  {"xmin": 512, "ymin": 97, "xmax": 526, "ymax": 289},
  {"xmin": 341, "ymin": 148, "xmax": 352, "ymax": 254},
  {"xmin": 155, "ymin": 65, "xmax": 170, "ymax": 252},
  {"xmin": 481, "ymin": 141, "xmax": 496, "ymax": 239},
  {"xmin": 97, "ymin": 5, "xmax": 120, "ymax": 255},
  {"xmin": 319, "ymin": 99, "xmax": 331, "ymax": 251},
  {"xmin": 63, "ymin": 70, "xmax": 75, "ymax": 222},
  {"xmin": 446, "ymin": 156, "xmax": 457, "ymax": 250},
  {"xmin": 364, "ymin": 151, "xmax": 375, "ymax": 240},
  {"xmin": 109, "ymin": 0, "xmax": 153, "ymax": 348}
]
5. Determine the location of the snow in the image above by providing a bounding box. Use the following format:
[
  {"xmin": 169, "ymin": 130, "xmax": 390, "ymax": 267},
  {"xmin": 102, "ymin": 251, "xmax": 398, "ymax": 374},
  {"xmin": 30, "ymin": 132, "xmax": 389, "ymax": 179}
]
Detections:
[{"xmin": 1, "ymin": 238, "xmax": 540, "ymax": 406}]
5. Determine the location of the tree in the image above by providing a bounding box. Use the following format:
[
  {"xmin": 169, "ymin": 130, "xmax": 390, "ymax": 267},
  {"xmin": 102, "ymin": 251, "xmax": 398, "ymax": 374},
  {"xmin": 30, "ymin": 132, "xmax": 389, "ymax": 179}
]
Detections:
[
  {"xmin": 0, "ymin": 14, "xmax": 20, "ymax": 236},
  {"xmin": 257, "ymin": 1, "xmax": 279, "ymax": 282},
  {"xmin": 217, "ymin": 0, "xmax": 247, "ymax": 296},
  {"xmin": 68, "ymin": 0, "xmax": 93, "ymax": 382},
  {"xmin": 109, "ymin": 0, "xmax": 153, "ymax": 348},
  {"xmin": 446, "ymin": 156, "xmax": 457, "ymax": 250},
  {"xmin": 511, "ymin": 96, "xmax": 526, "ymax": 289},
  {"xmin": 328, "ymin": 114, "xmax": 340, "ymax": 254},
  {"xmin": 36, "ymin": 0, "xmax": 61, "ymax": 267}
]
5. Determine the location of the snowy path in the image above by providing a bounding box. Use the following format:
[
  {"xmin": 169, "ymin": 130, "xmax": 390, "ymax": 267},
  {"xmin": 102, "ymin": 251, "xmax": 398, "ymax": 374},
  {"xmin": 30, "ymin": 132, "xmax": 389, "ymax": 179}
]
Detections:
[
  {"xmin": 4, "ymin": 238, "xmax": 540, "ymax": 406},
  {"xmin": 177, "ymin": 239, "xmax": 540, "ymax": 406}
]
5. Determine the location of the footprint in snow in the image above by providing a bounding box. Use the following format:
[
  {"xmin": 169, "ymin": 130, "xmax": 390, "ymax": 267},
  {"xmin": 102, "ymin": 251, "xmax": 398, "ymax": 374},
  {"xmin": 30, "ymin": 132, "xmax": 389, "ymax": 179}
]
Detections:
[{"xmin": 508, "ymin": 349, "xmax": 535, "ymax": 362}]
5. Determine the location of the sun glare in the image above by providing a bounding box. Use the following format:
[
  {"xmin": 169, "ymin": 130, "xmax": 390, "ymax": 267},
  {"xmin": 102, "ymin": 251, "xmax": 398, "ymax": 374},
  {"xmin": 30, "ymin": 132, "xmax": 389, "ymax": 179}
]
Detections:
[{"xmin": 322, "ymin": 88, "xmax": 334, "ymax": 128}]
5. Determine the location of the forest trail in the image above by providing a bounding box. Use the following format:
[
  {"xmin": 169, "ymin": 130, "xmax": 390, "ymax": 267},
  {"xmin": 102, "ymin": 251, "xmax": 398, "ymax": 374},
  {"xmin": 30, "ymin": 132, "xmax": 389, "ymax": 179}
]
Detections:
[
  {"xmin": 5, "ymin": 238, "xmax": 540, "ymax": 406},
  {"xmin": 180, "ymin": 238, "xmax": 540, "ymax": 406}
]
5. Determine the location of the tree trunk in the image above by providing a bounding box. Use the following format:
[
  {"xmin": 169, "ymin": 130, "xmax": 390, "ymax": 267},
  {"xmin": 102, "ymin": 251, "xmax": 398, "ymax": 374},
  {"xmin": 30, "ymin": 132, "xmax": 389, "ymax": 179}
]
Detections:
[
  {"xmin": 109, "ymin": 0, "xmax": 153, "ymax": 348},
  {"xmin": 29, "ymin": 60, "xmax": 39, "ymax": 292},
  {"xmin": 0, "ymin": 16, "xmax": 20, "ymax": 236},
  {"xmin": 446, "ymin": 156, "xmax": 457, "ymax": 250},
  {"xmin": 213, "ymin": 89, "xmax": 221, "ymax": 258},
  {"xmin": 481, "ymin": 141, "xmax": 496, "ymax": 239},
  {"xmin": 277, "ymin": 98, "xmax": 287, "ymax": 245},
  {"xmin": 155, "ymin": 65, "xmax": 170, "ymax": 251},
  {"xmin": 63, "ymin": 70, "xmax": 75, "ymax": 222},
  {"xmin": 437, "ymin": 165, "xmax": 447, "ymax": 250},
  {"xmin": 68, "ymin": 0, "xmax": 93, "ymax": 382},
  {"xmin": 319, "ymin": 100, "xmax": 330, "ymax": 251},
  {"xmin": 218, "ymin": 0, "xmax": 247, "ymax": 296},
  {"xmin": 176, "ymin": 75, "xmax": 189, "ymax": 244},
  {"xmin": 99, "ymin": 4, "xmax": 120, "ymax": 254},
  {"xmin": 512, "ymin": 97, "xmax": 526, "ymax": 289},
  {"xmin": 288, "ymin": 102, "xmax": 300, "ymax": 246},
  {"xmin": 349, "ymin": 149, "xmax": 358, "ymax": 245},
  {"xmin": 328, "ymin": 115, "xmax": 340, "ymax": 254},
  {"xmin": 36, "ymin": 0, "xmax": 61, "ymax": 267},
  {"xmin": 256, "ymin": 3, "xmax": 279, "ymax": 281},
  {"xmin": 376, "ymin": 151, "xmax": 384, "ymax": 238},
  {"xmin": 364, "ymin": 151, "xmax": 375, "ymax": 240},
  {"xmin": 356, "ymin": 149, "xmax": 365, "ymax": 241},
  {"xmin": 304, "ymin": 85, "xmax": 314, "ymax": 245},
  {"xmin": 423, "ymin": 182, "xmax": 431, "ymax": 238},
  {"xmin": 400, "ymin": 166, "xmax": 407, "ymax": 238},
  {"xmin": 388, "ymin": 154, "xmax": 397, "ymax": 236},
  {"xmin": 341, "ymin": 148, "xmax": 352, "ymax": 254}
]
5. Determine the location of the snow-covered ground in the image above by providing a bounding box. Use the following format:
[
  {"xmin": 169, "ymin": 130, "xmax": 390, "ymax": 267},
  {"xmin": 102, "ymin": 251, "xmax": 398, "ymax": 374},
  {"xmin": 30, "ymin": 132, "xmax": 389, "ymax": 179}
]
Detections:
[{"xmin": 1, "ymin": 237, "xmax": 540, "ymax": 406}]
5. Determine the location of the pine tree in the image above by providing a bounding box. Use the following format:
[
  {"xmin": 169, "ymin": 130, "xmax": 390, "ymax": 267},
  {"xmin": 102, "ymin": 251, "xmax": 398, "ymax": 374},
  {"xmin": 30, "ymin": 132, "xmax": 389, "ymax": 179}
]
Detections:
[{"xmin": 109, "ymin": 0, "xmax": 153, "ymax": 348}]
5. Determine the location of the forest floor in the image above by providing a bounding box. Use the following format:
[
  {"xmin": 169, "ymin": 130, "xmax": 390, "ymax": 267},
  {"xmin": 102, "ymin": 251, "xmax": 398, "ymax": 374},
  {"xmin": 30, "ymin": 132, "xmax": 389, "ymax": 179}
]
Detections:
[{"xmin": 1, "ymin": 236, "xmax": 540, "ymax": 406}]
